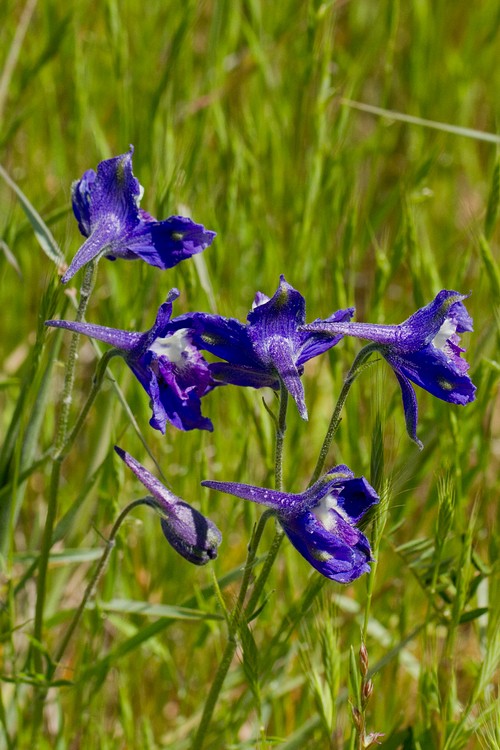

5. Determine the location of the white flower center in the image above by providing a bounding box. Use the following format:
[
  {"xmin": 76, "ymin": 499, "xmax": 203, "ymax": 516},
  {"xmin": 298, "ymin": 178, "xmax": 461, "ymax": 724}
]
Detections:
[
  {"xmin": 312, "ymin": 492, "xmax": 350, "ymax": 531},
  {"xmin": 149, "ymin": 328, "xmax": 191, "ymax": 364},
  {"xmin": 135, "ymin": 183, "xmax": 145, "ymax": 207},
  {"xmin": 431, "ymin": 318, "xmax": 456, "ymax": 351}
]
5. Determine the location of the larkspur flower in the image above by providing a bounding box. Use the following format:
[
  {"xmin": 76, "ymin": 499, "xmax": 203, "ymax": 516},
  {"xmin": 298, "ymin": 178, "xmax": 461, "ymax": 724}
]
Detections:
[
  {"xmin": 302, "ymin": 290, "xmax": 476, "ymax": 447},
  {"xmin": 46, "ymin": 289, "xmax": 218, "ymax": 433},
  {"xmin": 115, "ymin": 447, "xmax": 222, "ymax": 565},
  {"xmin": 62, "ymin": 147, "xmax": 215, "ymax": 283},
  {"xmin": 170, "ymin": 275, "xmax": 354, "ymax": 420},
  {"xmin": 202, "ymin": 466, "xmax": 379, "ymax": 583}
]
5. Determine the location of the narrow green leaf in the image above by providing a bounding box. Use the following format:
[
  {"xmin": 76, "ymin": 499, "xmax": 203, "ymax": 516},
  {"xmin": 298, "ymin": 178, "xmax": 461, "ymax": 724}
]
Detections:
[{"xmin": 0, "ymin": 164, "xmax": 65, "ymax": 266}]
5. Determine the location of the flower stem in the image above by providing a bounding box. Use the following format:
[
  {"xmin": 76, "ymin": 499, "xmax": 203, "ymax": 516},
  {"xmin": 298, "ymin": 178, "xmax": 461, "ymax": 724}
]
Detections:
[
  {"xmin": 310, "ymin": 343, "xmax": 379, "ymax": 485},
  {"xmin": 274, "ymin": 381, "xmax": 288, "ymax": 492},
  {"xmin": 31, "ymin": 263, "xmax": 95, "ymax": 739},
  {"xmin": 56, "ymin": 348, "xmax": 120, "ymax": 461},
  {"xmin": 192, "ymin": 381, "xmax": 289, "ymax": 749},
  {"xmin": 49, "ymin": 499, "xmax": 148, "ymax": 679},
  {"xmin": 191, "ymin": 509, "xmax": 273, "ymax": 750}
]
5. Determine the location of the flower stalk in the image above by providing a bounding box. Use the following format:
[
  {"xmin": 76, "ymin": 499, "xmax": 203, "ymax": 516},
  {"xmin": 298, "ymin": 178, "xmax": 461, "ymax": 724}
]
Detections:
[
  {"xmin": 31, "ymin": 261, "xmax": 96, "ymax": 740},
  {"xmin": 192, "ymin": 380, "xmax": 289, "ymax": 749},
  {"xmin": 50, "ymin": 498, "xmax": 147, "ymax": 678},
  {"xmin": 310, "ymin": 343, "xmax": 380, "ymax": 485}
]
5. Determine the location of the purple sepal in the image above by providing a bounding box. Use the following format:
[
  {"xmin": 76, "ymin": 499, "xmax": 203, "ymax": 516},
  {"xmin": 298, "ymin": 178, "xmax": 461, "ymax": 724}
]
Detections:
[
  {"xmin": 115, "ymin": 447, "xmax": 222, "ymax": 565},
  {"xmin": 202, "ymin": 465, "xmax": 379, "ymax": 584},
  {"xmin": 63, "ymin": 147, "xmax": 216, "ymax": 282},
  {"xmin": 46, "ymin": 289, "xmax": 218, "ymax": 433},
  {"xmin": 301, "ymin": 290, "xmax": 476, "ymax": 446},
  {"xmin": 169, "ymin": 276, "xmax": 353, "ymax": 420}
]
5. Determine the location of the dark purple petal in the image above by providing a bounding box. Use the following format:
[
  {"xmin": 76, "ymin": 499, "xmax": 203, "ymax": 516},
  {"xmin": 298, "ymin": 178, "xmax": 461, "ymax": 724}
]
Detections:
[
  {"xmin": 45, "ymin": 318, "xmax": 143, "ymax": 351},
  {"xmin": 143, "ymin": 348, "xmax": 215, "ymax": 433},
  {"xmin": 122, "ymin": 216, "xmax": 216, "ymax": 270},
  {"xmin": 209, "ymin": 362, "xmax": 278, "ymax": 389},
  {"xmin": 115, "ymin": 446, "xmax": 222, "ymax": 565},
  {"xmin": 388, "ymin": 346, "xmax": 476, "ymax": 405},
  {"xmin": 71, "ymin": 169, "xmax": 96, "ymax": 236},
  {"xmin": 392, "ymin": 370, "xmax": 422, "ymax": 448},
  {"xmin": 302, "ymin": 290, "xmax": 475, "ymax": 445},
  {"xmin": 336, "ymin": 477, "xmax": 380, "ymax": 523},
  {"xmin": 64, "ymin": 147, "xmax": 215, "ymax": 282},
  {"xmin": 281, "ymin": 512, "xmax": 372, "ymax": 583},
  {"xmin": 47, "ymin": 291, "xmax": 216, "ymax": 433},
  {"xmin": 170, "ymin": 313, "xmax": 256, "ymax": 368},
  {"xmin": 262, "ymin": 337, "xmax": 307, "ymax": 418},
  {"xmin": 85, "ymin": 148, "xmax": 141, "ymax": 229},
  {"xmin": 203, "ymin": 466, "xmax": 379, "ymax": 582},
  {"xmin": 247, "ymin": 275, "xmax": 305, "ymax": 337},
  {"xmin": 130, "ymin": 289, "xmax": 179, "ymax": 355}
]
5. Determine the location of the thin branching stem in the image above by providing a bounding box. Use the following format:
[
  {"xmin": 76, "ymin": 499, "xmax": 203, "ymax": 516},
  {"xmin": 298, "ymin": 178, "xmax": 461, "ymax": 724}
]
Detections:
[
  {"xmin": 31, "ymin": 262, "xmax": 95, "ymax": 741},
  {"xmin": 192, "ymin": 381, "xmax": 289, "ymax": 750},
  {"xmin": 309, "ymin": 344, "xmax": 379, "ymax": 486},
  {"xmin": 50, "ymin": 498, "xmax": 149, "ymax": 678}
]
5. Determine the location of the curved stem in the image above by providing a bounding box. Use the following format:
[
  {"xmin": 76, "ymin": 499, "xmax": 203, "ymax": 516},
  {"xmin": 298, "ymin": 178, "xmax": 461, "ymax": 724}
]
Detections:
[
  {"xmin": 309, "ymin": 343, "xmax": 379, "ymax": 485},
  {"xmin": 54, "ymin": 262, "xmax": 96, "ymax": 455},
  {"xmin": 50, "ymin": 498, "xmax": 148, "ymax": 677},
  {"xmin": 56, "ymin": 348, "xmax": 121, "ymax": 461},
  {"xmin": 191, "ymin": 509, "xmax": 274, "ymax": 750},
  {"xmin": 33, "ymin": 262, "xmax": 96, "ymax": 669},
  {"xmin": 192, "ymin": 381, "xmax": 290, "ymax": 750}
]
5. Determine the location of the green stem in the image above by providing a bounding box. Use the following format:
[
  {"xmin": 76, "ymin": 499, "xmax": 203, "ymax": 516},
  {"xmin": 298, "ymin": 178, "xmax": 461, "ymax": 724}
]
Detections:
[
  {"xmin": 362, "ymin": 562, "xmax": 377, "ymax": 645},
  {"xmin": 274, "ymin": 382, "xmax": 288, "ymax": 492},
  {"xmin": 49, "ymin": 498, "xmax": 147, "ymax": 678},
  {"xmin": 54, "ymin": 262, "xmax": 96, "ymax": 455},
  {"xmin": 191, "ymin": 510, "xmax": 273, "ymax": 750},
  {"xmin": 192, "ymin": 381, "xmax": 289, "ymax": 750},
  {"xmin": 31, "ymin": 263, "xmax": 95, "ymax": 741},
  {"xmin": 56, "ymin": 348, "xmax": 120, "ymax": 462},
  {"xmin": 310, "ymin": 344, "xmax": 379, "ymax": 485},
  {"xmin": 33, "ymin": 263, "xmax": 96, "ymax": 664}
]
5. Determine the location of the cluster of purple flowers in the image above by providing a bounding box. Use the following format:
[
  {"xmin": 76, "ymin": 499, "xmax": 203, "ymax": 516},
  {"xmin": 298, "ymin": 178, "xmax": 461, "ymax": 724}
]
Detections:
[{"xmin": 46, "ymin": 149, "xmax": 476, "ymax": 583}]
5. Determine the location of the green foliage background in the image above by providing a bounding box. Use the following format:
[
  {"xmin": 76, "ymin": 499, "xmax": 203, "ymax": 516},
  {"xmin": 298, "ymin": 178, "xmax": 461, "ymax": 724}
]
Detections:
[{"xmin": 0, "ymin": 1, "xmax": 499, "ymax": 748}]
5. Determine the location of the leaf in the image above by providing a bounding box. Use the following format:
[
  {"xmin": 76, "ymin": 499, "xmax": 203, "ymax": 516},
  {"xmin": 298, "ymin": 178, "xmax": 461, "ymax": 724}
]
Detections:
[
  {"xmin": 89, "ymin": 597, "xmax": 223, "ymax": 621},
  {"xmin": 0, "ymin": 163, "xmax": 65, "ymax": 266}
]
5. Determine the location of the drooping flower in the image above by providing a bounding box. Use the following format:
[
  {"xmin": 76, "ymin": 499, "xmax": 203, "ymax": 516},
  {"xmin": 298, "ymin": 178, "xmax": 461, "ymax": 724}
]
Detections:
[
  {"xmin": 302, "ymin": 290, "xmax": 476, "ymax": 447},
  {"xmin": 46, "ymin": 289, "xmax": 218, "ymax": 433},
  {"xmin": 115, "ymin": 446, "xmax": 222, "ymax": 565},
  {"xmin": 62, "ymin": 147, "xmax": 216, "ymax": 283},
  {"xmin": 170, "ymin": 275, "xmax": 354, "ymax": 420},
  {"xmin": 202, "ymin": 466, "xmax": 379, "ymax": 583}
]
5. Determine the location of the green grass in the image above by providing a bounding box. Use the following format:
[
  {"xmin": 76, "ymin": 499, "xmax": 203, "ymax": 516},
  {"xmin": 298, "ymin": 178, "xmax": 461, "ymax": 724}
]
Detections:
[{"xmin": 1, "ymin": 0, "xmax": 499, "ymax": 748}]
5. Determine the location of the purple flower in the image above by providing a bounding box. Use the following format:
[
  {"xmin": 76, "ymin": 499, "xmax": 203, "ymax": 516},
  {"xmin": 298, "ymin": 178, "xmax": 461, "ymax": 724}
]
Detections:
[
  {"xmin": 202, "ymin": 466, "xmax": 379, "ymax": 583},
  {"xmin": 115, "ymin": 447, "xmax": 222, "ymax": 565},
  {"xmin": 46, "ymin": 290, "xmax": 218, "ymax": 433},
  {"xmin": 302, "ymin": 290, "xmax": 476, "ymax": 447},
  {"xmin": 62, "ymin": 147, "xmax": 216, "ymax": 283},
  {"xmin": 171, "ymin": 275, "xmax": 354, "ymax": 420}
]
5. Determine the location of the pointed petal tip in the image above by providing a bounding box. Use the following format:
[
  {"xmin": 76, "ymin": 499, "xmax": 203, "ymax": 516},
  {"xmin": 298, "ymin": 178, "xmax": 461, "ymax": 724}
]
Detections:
[{"xmin": 114, "ymin": 445, "xmax": 126, "ymax": 460}]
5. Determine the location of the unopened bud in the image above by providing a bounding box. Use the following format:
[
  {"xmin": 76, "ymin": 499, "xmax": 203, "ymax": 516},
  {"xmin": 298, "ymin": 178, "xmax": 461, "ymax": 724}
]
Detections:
[{"xmin": 115, "ymin": 446, "xmax": 222, "ymax": 566}]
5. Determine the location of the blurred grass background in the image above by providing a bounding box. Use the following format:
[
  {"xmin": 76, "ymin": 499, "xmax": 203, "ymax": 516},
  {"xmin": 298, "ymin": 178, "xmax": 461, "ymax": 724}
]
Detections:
[{"xmin": 0, "ymin": 0, "xmax": 499, "ymax": 748}]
